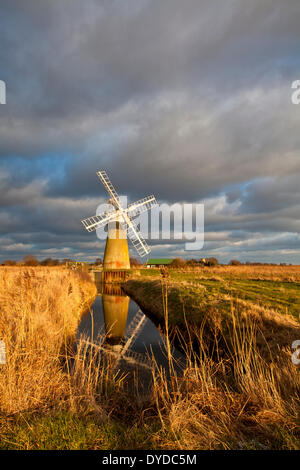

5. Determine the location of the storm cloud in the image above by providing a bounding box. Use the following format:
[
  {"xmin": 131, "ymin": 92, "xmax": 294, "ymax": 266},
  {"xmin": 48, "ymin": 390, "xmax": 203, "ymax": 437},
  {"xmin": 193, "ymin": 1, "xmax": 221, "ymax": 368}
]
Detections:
[{"xmin": 0, "ymin": 0, "xmax": 300, "ymax": 263}]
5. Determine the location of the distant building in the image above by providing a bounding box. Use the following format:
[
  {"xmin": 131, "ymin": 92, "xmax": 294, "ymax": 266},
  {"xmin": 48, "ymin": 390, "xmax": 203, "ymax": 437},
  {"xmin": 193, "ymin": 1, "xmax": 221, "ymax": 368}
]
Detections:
[
  {"xmin": 65, "ymin": 261, "xmax": 88, "ymax": 271},
  {"xmin": 146, "ymin": 258, "xmax": 173, "ymax": 268}
]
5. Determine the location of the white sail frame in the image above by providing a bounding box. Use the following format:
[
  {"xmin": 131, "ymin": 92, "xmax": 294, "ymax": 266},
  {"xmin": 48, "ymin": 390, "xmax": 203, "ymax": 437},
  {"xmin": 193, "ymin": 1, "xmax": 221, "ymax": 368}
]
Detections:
[{"xmin": 81, "ymin": 171, "xmax": 157, "ymax": 257}]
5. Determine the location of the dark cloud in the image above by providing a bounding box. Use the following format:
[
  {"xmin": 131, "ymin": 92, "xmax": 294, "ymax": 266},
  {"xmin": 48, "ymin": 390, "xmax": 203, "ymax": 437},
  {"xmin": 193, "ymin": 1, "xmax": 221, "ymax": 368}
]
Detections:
[{"xmin": 238, "ymin": 175, "xmax": 300, "ymax": 213}]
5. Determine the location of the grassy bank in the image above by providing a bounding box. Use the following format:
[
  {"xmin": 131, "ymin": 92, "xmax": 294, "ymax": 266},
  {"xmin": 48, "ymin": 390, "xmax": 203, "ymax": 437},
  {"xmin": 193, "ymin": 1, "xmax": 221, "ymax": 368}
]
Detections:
[
  {"xmin": 0, "ymin": 267, "xmax": 97, "ymax": 415},
  {"xmin": 122, "ymin": 267, "xmax": 300, "ymax": 449},
  {"xmin": 130, "ymin": 265, "xmax": 300, "ymax": 319},
  {"xmin": 1, "ymin": 266, "xmax": 300, "ymax": 449},
  {"xmin": 0, "ymin": 267, "xmax": 162, "ymax": 450},
  {"xmin": 125, "ymin": 267, "xmax": 300, "ymax": 357}
]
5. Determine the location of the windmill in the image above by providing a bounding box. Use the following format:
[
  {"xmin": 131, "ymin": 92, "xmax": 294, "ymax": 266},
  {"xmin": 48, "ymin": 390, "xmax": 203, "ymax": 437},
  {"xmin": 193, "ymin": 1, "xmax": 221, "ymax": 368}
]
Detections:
[{"xmin": 82, "ymin": 171, "xmax": 157, "ymax": 281}]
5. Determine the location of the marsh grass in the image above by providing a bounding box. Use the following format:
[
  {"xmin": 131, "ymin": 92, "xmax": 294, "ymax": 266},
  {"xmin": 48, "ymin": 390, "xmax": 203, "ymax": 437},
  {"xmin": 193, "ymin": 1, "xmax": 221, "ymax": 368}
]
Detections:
[
  {"xmin": 1, "ymin": 266, "xmax": 300, "ymax": 449},
  {"xmin": 150, "ymin": 303, "xmax": 300, "ymax": 449},
  {"xmin": 0, "ymin": 267, "xmax": 99, "ymax": 415},
  {"xmin": 0, "ymin": 267, "xmax": 155, "ymax": 449},
  {"xmin": 125, "ymin": 269, "xmax": 300, "ymax": 449},
  {"xmin": 134, "ymin": 266, "xmax": 300, "ymax": 320}
]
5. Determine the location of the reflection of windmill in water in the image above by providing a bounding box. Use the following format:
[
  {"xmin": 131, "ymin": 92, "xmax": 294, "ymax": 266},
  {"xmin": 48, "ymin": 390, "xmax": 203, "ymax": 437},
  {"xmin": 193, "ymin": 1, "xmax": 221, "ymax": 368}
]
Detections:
[
  {"xmin": 97, "ymin": 284, "xmax": 153, "ymax": 370},
  {"xmin": 81, "ymin": 170, "xmax": 157, "ymax": 282}
]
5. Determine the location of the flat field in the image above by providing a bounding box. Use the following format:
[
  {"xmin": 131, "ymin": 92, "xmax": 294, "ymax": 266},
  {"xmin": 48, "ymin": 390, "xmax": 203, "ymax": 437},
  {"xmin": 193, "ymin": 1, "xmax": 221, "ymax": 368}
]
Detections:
[{"xmin": 135, "ymin": 265, "xmax": 300, "ymax": 319}]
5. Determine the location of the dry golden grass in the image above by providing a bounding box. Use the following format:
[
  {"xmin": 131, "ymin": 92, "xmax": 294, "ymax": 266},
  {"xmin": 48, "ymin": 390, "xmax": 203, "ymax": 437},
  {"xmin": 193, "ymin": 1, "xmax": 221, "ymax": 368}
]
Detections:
[
  {"xmin": 150, "ymin": 308, "xmax": 300, "ymax": 450},
  {"xmin": 126, "ymin": 270, "xmax": 300, "ymax": 449},
  {"xmin": 187, "ymin": 264, "xmax": 300, "ymax": 282},
  {"xmin": 0, "ymin": 267, "xmax": 97, "ymax": 415},
  {"xmin": 139, "ymin": 264, "xmax": 300, "ymax": 282},
  {"xmin": 1, "ymin": 266, "xmax": 299, "ymax": 449},
  {"xmin": 148, "ymin": 277, "xmax": 300, "ymax": 450}
]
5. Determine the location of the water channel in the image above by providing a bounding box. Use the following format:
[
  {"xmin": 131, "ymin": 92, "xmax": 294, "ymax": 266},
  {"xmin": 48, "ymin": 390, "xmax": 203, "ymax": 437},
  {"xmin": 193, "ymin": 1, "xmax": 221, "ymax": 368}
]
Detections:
[{"xmin": 77, "ymin": 279, "xmax": 185, "ymax": 395}]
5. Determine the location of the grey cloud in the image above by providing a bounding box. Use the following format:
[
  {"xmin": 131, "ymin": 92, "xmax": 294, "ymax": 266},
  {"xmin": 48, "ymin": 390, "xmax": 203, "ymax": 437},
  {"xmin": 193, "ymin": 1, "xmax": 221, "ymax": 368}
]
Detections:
[
  {"xmin": 238, "ymin": 175, "xmax": 300, "ymax": 213},
  {"xmin": 1, "ymin": 0, "xmax": 300, "ymax": 119},
  {"xmin": 1, "ymin": 0, "xmax": 300, "ymax": 262}
]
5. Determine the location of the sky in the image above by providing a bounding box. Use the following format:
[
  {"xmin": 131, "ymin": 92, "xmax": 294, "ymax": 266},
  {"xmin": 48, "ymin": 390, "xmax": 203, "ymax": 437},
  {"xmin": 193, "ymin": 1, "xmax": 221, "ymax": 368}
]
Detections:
[{"xmin": 0, "ymin": 0, "xmax": 300, "ymax": 264}]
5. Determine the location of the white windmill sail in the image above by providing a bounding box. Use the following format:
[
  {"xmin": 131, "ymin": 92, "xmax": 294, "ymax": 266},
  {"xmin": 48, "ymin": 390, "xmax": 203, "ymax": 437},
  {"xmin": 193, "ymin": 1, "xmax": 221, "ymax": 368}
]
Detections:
[
  {"xmin": 81, "ymin": 210, "xmax": 117, "ymax": 232},
  {"xmin": 126, "ymin": 218, "xmax": 150, "ymax": 257},
  {"xmin": 123, "ymin": 309, "xmax": 147, "ymax": 355},
  {"xmin": 81, "ymin": 339, "xmax": 153, "ymax": 370},
  {"xmin": 126, "ymin": 195, "xmax": 157, "ymax": 218},
  {"xmin": 96, "ymin": 170, "xmax": 121, "ymax": 209},
  {"xmin": 81, "ymin": 170, "xmax": 157, "ymax": 258}
]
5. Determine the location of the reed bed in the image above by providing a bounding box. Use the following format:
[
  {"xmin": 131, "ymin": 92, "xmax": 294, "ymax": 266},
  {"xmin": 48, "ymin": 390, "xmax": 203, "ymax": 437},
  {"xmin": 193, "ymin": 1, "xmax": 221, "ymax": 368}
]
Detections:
[
  {"xmin": 126, "ymin": 272, "xmax": 300, "ymax": 449},
  {"xmin": 0, "ymin": 267, "xmax": 98, "ymax": 414},
  {"xmin": 0, "ymin": 266, "xmax": 299, "ymax": 449},
  {"xmin": 151, "ymin": 309, "xmax": 300, "ymax": 449},
  {"xmin": 0, "ymin": 267, "xmax": 145, "ymax": 436}
]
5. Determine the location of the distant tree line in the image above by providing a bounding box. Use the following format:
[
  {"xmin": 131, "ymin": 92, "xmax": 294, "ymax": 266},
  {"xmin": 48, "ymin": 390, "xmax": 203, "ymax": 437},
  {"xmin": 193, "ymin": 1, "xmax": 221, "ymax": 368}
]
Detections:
[
  {"xmin": 1, "ymin": 254, "xmax": 293, "ymax": 267},
  {"xmin": 229, "ymin": 260, "xmax": 293, "ymax": 266},
  {"xmin": 1, "ymin": 255, "xmax": 104, "ymax": 267},
  {"xmin": 155, "ymin": 258, "xmax": 293, "ymax": 268},
  {"xmin": 168, "ymin": 257, "xmax": 219, "ymax": 268}
]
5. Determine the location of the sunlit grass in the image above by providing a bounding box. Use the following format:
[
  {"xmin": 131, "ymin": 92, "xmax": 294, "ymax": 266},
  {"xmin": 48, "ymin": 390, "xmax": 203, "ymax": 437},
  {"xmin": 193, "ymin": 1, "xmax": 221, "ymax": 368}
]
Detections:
[
  {"xmin": 0, "ymin": 266, "xmax": 99, "ymax": 414},
  {"xmin": 125, "ymin": 267, "xmax": 300, "ymax": 449},
  {"xmin": 1, "ymin": 265, "xmax": 300, "ymax": 449}
]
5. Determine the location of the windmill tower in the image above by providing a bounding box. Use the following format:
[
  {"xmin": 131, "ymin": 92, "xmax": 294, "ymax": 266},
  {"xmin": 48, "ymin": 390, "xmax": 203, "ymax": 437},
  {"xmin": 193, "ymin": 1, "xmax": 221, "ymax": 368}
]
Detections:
[{"xmin": 82, "ymin": 171, "xmax": 157, "ymax": 282}]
